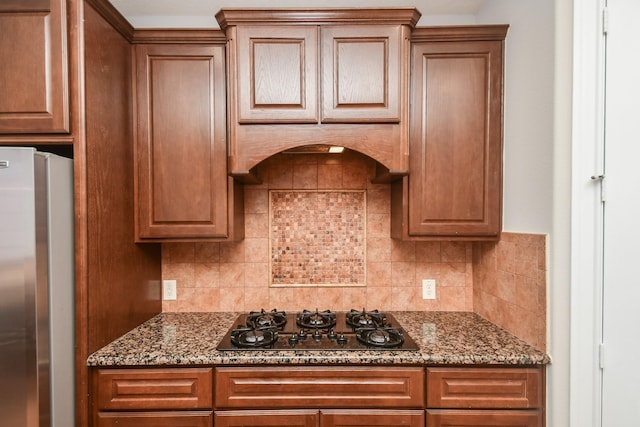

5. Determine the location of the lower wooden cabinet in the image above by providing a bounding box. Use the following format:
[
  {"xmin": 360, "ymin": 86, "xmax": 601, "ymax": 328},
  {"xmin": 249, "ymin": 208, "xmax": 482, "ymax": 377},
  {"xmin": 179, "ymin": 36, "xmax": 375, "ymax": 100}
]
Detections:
[
  {"xmin": 91, "ymin": 365, "xmax": 546, "ymax": 427},
  {"xmin": 426, "ymin": 367, "xmax": 544, "ymax": 427},
  {"xmin": 321, "ymin": 409, "xmax": 425, "ymax": 426},
  {"xmin": 214, "ymin": 366, "xmax": 425, "ymax": 427},
  {"xmin": 92, "ymin": 367, "xmax": 214, "ymax": 426},
  {"xmin": 214, "ymin": 409, "xmax": 318, "ymax": 427},
  {"xmin": 214, "ymin": 409, "xmax": 424, "ymax": 427},
  {"xmin": 95, "ymin": 411, "xmax": 213, "ymax": 427},
  {"xmin": 426, "ymin": 409, "xmax": 542, "ymax": 427}
]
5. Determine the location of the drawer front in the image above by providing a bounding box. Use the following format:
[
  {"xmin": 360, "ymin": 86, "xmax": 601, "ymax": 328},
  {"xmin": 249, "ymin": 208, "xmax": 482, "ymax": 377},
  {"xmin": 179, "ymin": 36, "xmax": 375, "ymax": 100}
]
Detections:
[
  {"xmin": 426, "ymin": 409, "xmax": 542, "ymax": 427},
  {"xmin": 215, "ymin": 409, "xmax": 318, "ymax": 427},
  {"xmin": 321, "ymin": 409, "xmax": 425, "ymax": 427},
  {"xmin": 94, "ymin": 368, "xmax": 213, "ymax": 410},
  {"xmin": 426, "ymin": 367, "xmax": 543, "ymax": 409},
  {"xmin": 215, "ymin": 366, "xmax": 424, "ymax": 409},
  {"xmin": 95, "ymin": 411, "xmax": 213, "ymax": 427}
]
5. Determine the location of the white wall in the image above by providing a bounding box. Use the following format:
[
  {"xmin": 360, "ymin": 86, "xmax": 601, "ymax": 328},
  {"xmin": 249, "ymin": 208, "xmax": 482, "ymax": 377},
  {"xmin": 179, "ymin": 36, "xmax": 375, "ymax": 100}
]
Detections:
[{"xmin": 475, "ymin": 2, "xmax": 572, "ymax": 427}]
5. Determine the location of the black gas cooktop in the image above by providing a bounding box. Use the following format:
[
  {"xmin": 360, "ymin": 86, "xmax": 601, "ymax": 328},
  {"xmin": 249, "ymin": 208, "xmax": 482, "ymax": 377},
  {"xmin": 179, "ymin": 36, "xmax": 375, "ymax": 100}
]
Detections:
[{"xmin": 216, "ymin": 308, "xmax": 419, "ymax": 351}]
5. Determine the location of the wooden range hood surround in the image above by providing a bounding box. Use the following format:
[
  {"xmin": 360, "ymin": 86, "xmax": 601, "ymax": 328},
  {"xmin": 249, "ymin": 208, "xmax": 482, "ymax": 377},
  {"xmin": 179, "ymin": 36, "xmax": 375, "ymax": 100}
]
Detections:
[{"xmin": 216, "ymin": 8, "xmax": 421, "ymax": 183}]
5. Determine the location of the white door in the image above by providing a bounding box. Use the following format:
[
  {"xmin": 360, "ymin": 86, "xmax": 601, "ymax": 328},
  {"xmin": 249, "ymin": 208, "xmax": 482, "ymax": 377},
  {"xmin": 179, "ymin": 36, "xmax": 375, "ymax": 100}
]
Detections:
[{"xmin": 601, "ymin": 0, "xmax": 640, "ymax": 424}]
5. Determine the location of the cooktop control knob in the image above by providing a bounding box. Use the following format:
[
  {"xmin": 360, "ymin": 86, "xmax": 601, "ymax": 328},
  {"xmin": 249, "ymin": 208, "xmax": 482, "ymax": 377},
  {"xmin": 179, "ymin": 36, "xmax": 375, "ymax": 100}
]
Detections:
[
  {"xmin": 327, "ymin": 329, "xmax": 337, "ymax": 340},
  {"xmin": 337, "ymin": 334, "xmax": 347, "ymax": 345},
  {"xmin": 288, "ymin": 333, "xmax": 299, "ymax": 346},
  {"xmin": 312, "ymin": 329, "xmax": 322, "ymax": 341}
]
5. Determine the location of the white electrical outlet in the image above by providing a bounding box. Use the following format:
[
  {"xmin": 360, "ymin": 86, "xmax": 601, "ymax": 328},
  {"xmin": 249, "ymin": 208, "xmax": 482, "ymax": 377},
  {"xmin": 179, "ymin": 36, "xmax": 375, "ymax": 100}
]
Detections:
[
  {"xmin": 422, "ymin": 279, "xmax": 436, "ymax": 300},
  {"xmin": 162, "ymin": 279, "xmax": 177, "ymax": 301}
]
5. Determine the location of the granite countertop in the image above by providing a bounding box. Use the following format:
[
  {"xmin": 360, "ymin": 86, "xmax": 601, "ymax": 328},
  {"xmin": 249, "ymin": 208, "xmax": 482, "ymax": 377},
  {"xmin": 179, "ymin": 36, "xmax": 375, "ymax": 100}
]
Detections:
[{"xmin": 87, "ymin": 311, "xmax": 550, "ymax": 367}]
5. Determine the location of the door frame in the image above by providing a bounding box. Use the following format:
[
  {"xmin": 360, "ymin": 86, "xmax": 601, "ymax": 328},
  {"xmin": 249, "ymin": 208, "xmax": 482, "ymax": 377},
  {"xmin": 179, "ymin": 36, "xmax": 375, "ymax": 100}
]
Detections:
[{"xmin": 570, "ymin": 0, "xmax": 606, "ymax": 426}]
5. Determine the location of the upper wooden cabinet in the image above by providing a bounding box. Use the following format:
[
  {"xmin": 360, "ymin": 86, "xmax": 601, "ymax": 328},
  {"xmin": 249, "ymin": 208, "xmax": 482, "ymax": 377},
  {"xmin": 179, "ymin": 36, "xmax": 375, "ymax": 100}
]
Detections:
[
  {"xmin": 0, "ymin": 0, "xmax": 69, "ymax": 134},
  {"xmin": 391, "ymin": 26, "xmax": 508, "ymax": 240},
  {"xmin": 233, "ymin": 24, "xmax": 402, "ymax": 125},
  {"xmin": 216, "ymin": 8, "xmax": 421, "ymax": 181},
  {"xmin": 133, "ymin": 43, "xmax": 243, "ymax": 241}
]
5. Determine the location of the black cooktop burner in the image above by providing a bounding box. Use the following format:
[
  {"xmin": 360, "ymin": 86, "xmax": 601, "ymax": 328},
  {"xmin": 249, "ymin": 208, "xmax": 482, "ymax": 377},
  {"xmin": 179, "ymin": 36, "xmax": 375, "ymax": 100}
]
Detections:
[
  {"xmin": 230, "ymin": 326, "xmax": 279, "ymax": 348},
  {"xmin": 217, "ymin": 309, "xmax": 419, "ymax": 351},
  {"xmin": 246, "ymin": 309, "xmax": 287, "ymax": 330},
  {"xmin": 355, "ymin": 327, "xmax": 405, "ymax": 348},
  {"xmin": 346, "ymin": 308, "xmax": 388, "ymax": 329},
  {"xmin": 296, "ymin": 309, "xmax": 337, "ymax": 330}
]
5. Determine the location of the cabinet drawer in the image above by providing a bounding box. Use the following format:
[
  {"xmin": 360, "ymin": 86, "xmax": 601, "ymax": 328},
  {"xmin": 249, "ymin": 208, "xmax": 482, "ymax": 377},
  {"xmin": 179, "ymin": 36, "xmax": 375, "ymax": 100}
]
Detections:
[
  {"xmin": 94, "ymin": 368, "xmax": 213, "ymax": 410},
  {"xmin": 426, "ymin": 409, "xmax": 542, "ymax": 427},
  {"xmin": 215, "ymin": 366, "xmax": 424, "ymax": 409},
  {"xmin": 426, "ymin": 367, "xmax": 542, "ymax": 409},
  {"xmin": 321, "ymin": 409, "xmax": 425, "ymax": 427},
  {"xmin": 95, "ymin": 411, "xmax": 213, "ymax": 427},
  {"xmin": 215, "ymin": 409, "xmax": 318, "ymax": 427}
]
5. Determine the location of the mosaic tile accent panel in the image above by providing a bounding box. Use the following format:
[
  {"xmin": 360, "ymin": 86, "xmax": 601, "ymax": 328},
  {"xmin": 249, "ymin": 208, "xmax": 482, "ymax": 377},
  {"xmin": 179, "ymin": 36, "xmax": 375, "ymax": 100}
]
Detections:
[{"xmin": 269, "ymin": 190, "xmax": 366, "ymax": 287}]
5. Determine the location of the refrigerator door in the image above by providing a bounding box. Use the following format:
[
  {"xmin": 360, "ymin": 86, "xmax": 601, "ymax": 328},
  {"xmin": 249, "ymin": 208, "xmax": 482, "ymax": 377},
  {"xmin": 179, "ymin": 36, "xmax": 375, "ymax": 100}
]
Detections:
[
  {"xmin": 0, "ymin": 147, "xmax": 74, "ymax": 427},
  {"xmin": 0, "ymin": 147, "xmax": 44, "ymax": 427},
  {"xmin": 43, "ymin": 152, "xmax": 74, "ymax": 427}
]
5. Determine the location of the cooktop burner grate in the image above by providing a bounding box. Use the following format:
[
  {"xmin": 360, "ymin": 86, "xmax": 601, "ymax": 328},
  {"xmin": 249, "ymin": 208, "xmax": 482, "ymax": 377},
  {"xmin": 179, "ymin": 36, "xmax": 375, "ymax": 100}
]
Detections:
[{"xmin": 217, "ymin": 309, "xmax": 419, "ymax": 351}]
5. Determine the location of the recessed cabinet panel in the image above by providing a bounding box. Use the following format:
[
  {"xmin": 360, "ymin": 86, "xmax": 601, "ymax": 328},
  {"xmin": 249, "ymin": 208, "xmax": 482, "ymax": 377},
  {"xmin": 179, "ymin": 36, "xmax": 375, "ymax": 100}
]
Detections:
[
  {"xmin": 135, "ymin": 44, "xmax": 233, "ymax": 240},
  {"xmin": 322, "ymin": 26, "xmax": 401, "ymax": 123},
  {"xmin": 417, "ymin": 55, "xmax": 486, "ymax": 221},
  {"xmin": 0, "ymin": 0, "xmax": 69, "ymax": 133},
  {"xmin": 236, "ymin": 26, "xmax": 318, "ymax": 123}
]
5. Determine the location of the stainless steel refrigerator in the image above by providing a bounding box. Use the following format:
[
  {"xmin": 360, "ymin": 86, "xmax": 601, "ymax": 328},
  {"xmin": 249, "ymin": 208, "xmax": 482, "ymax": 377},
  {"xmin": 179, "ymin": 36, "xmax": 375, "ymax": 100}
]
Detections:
[{"xmin": 0, "ymin": 147, "xmax": 74, "ymax": 427}]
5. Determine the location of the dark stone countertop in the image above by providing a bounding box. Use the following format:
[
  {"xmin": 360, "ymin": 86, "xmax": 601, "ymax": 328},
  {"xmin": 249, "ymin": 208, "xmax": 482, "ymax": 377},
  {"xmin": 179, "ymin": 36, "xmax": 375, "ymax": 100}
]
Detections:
[{"xmin": 87, "ymin": 311, "xmax": 550, "ymax": 367}]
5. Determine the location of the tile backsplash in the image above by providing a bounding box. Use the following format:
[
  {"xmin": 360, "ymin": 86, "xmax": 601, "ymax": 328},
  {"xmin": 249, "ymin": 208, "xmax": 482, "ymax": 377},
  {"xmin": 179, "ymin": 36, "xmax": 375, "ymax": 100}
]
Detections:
[
  {"xmin": 270, "ymin": 190, "xmax": 366, "ymax": 286},
  {"xmin": 473, "ymin": 233, "xmax": 548, "ymax": 351},
  {"xmin": 161, "ymin": 150, "xmax": 547, "ymax": 351}
]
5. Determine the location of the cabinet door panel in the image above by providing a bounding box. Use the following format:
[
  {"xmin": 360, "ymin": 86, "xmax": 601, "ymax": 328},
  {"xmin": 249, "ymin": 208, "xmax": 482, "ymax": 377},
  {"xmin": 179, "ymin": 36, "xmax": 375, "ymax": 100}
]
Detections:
[
  {"xmin": 214, "ymin": 410, "xmax": 318, "ymax": 427},
  {"xmin": 405, "ymin": 40, "xmax": 503, "ymax": 238},
  {"xmin": 0, "ymin": 0, "xmax": 68, "ymax": 133},
  {"xmin": 135, "ymin": 44, "xmax": 230, "ymax": 239},
  {"xmin": 322, "ymin": 26, "xmax": 401, "ymax": 123},
  {"xmin": 235, "ymin": 26, "xmax": 318, "ymax": 123},
  {"xmin": 320, "ymin": 409, "xmax": 424, "ymax": 427},
  {"xmin": 426, "ymin": 409, "xmax": 542, "ymax": 427},
  {"xmin": 96, "ymin": 411, "xmax": 212, "ymax": 427}
]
